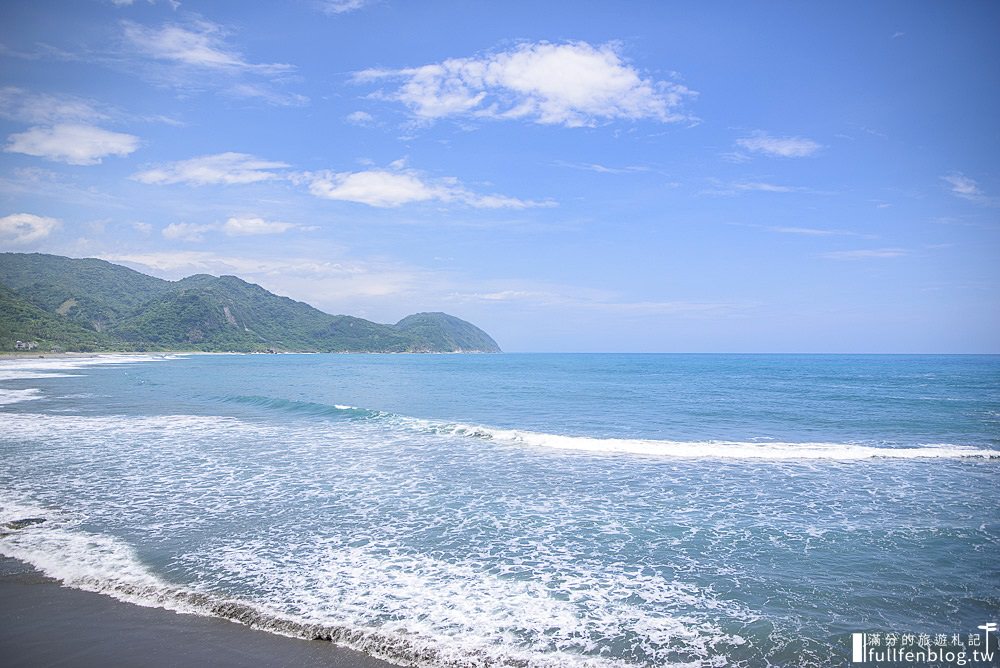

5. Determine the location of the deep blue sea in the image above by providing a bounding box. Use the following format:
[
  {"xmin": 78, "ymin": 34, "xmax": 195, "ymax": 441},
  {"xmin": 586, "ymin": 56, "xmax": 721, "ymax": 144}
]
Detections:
[{"xmin": 1, "ymin": 353, "xmax": 998, "ymax": 667}]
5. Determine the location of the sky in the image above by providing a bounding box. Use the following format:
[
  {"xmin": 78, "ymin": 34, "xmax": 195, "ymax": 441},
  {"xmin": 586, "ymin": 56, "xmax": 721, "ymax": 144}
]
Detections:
[{"xmin": 1, "ymin": 1, "xmax": 998, "ymax": 353}]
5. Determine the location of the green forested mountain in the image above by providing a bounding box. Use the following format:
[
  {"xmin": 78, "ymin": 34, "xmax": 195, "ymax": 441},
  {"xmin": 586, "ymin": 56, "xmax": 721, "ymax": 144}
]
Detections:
[{"xmin": 0, "ymin": 253, "xmax": 501, "ymax": 353}]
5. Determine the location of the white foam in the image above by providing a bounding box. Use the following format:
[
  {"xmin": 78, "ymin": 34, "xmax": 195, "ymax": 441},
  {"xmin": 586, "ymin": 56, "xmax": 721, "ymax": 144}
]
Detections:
[
  {"xmin": 0, "ymin": 370, "xmax": 83, "ymax": 381},
  {"xmin": 0, "ymin": 388, "xmax": 43, "ymax": 405},
  {"xmin": 201, "ymin": 537, "xmax": 744, "ymax": 667},
  {"xmin": 0, "ymin": 490, "xmax": 669, "ymax": 668},
  {"xmin": 0, "ymin": 491, "xmax": 182, "ymax": 604},
  {"xmin": 0, "ymin": 354, "xmax": 177, "ymax": 383},
  {"xmin": 420, "ymin": 422, "xmax": 999, "ymax": 461},
  {"xmin": 5, "ymin": 403, "xmax": 991, "ymax": 667}
]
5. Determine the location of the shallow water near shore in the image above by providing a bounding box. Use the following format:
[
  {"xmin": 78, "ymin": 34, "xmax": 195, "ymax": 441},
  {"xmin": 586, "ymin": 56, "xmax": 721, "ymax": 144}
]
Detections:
[{"xmin": 1, "ymin": 353, "xmax": 998, "ymax": 667}]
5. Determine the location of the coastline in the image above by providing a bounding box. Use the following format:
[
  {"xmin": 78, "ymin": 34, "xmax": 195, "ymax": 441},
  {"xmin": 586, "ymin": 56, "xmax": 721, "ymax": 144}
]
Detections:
[
  {"xmin": 0, "ymin": 351, "xmax": 193, "ymax": 360},
  {"xmin": 0, "ymin": 556, "xmax": 397, "ymax": 668}
]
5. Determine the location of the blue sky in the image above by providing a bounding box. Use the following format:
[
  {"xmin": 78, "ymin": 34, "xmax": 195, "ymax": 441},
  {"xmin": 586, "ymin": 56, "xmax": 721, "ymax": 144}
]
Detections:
[{"xmin": 1, "ymin": 1, "xmax": 998, "ymax": 352}]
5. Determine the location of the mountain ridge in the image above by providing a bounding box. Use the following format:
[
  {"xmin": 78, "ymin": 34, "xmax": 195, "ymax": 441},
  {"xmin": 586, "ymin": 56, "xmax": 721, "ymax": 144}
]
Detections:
[{"xmin": 0, "ymin": 253, "xmax": 501, "ymax": 354}]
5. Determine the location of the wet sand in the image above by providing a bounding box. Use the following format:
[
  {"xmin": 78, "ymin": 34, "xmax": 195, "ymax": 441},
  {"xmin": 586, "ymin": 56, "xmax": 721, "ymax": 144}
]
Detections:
[{"xmin": 0, "ymin": 557, "xmax": 397, "ymax": 668}]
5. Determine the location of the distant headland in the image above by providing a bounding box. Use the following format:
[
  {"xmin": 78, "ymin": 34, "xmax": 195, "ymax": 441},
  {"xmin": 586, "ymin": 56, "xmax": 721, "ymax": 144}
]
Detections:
[{"xmin": 0, "ymin": 253, "xmax": 501, "ymax": 354}]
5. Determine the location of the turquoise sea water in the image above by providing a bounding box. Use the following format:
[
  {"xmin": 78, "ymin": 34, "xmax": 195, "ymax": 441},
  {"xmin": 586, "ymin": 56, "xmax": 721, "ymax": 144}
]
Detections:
[{"xmin": 1, "ymin": 353, "xmax": 998, "ymax": 667}]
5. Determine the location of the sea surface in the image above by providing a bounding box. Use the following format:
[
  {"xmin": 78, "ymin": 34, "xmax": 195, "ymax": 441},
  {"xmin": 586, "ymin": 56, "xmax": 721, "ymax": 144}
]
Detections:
[{"xmin": 1, "ymin": 353, "xmax": 998, "ymax": 667}]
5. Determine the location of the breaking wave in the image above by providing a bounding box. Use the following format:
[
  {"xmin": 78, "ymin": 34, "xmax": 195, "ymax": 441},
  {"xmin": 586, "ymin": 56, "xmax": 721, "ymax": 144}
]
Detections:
[{"xmin": 220, "ymin": 394, "xmax": 1000, "ymax": 461}]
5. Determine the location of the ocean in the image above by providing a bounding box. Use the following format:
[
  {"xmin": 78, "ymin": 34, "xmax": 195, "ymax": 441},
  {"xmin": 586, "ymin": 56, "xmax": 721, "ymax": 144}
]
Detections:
[{"xmin": 1, "ymin": 353, "xmax": 998, "ymax": 667}]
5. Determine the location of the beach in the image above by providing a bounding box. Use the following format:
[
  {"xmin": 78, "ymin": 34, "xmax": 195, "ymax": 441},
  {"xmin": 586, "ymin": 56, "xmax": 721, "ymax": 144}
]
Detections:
[{"xmin": 0, "ymin": 556, "xmax": 395, "ymax": 668}]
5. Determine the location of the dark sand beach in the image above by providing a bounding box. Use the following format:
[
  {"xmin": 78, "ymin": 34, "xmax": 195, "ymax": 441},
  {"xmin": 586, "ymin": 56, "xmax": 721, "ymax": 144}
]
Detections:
[{"xmin": 0, "ymin": 557, "xmax": 396, "ymax": 668}]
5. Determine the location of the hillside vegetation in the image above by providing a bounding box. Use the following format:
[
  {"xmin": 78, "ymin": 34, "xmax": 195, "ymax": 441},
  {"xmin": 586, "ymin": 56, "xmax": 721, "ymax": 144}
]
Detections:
[{"xmin": 0, "ymin": 253, "xmax": 501, "ymax": 353}]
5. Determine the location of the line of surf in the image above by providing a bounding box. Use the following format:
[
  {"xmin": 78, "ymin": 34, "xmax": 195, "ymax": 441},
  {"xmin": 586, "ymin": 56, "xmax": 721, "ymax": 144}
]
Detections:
[
  {"xmin": 0, "ymin": 354, "xmax": 180, "ymax": 383},
  {"xmin": 218, "ymin": 395, "xmax": 999, "ymax": 461}
]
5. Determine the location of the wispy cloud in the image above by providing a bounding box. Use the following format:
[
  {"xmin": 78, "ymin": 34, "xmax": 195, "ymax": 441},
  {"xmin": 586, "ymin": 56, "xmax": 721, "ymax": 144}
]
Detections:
[
  {"xmin": 0, "ymin": 86, "xmax": 181, "ymax": 127},
  {"xmin": 356, "ymin": 41, "xmax": 695, "ymax": 128},
  {"xmin": 120, "ymin": 19, "xmax": 304, "ymax": 105},
  {"xmin": 123, "ymin": 20, "xmax": 291, "ymax": 74},
  {"xmin": 160, "ymin": 215, "xmax": 311, "ymax": 241},
  {"xmin": 727, "ymin": 221, "xmax": 872, "ymax": 238},
  {"xmin": 452, "ymin": 286, "xmax": 751, "ymax": 317},
  {"xmin": 461, "ymin": 289, "xmax": 561, "ymax": 303},
  {"xmin": 736, "ymin": 131, "xmax": 821, "ymax": 158},
  {"xmin": 553, "ymin": 160, "xmax": 650, "ymax": 174},
  {"xmin": 132, "ymin": 151, "xmax": 552, "ymax": 211},
  {"xmin": 223, "ymin": 215, "xmax": 314, "ymax": 236},
  {"xmin": 0, "ymin": 213, "xmax": 61, "ymax": 244},
  {"xmin": 319, "ymin": 0, "xmax": 375, "ymax": 14},
  {"xmin": 703, "ymin": 180, "xmax": 806, "ymax": 196},
  {"xmin": 942, "ymin": 173, "xmax": 989, "ymax": 204},
  {"xmin": 132, "ymin": 152, "xmax": 289, "ymax": 185},
  {"xmin": 4, "ymin": 124, "xmax": 139, "ymax": 165},
  {"xmin": 227, "ymin": 83, "xmax": 309, "ymax": 107},
  {"xmin": 0, "ymin": 168, "xmax": 127, "ymax": 209},
  {"xmin": 0, "ymin": 87, "xmax": 108, "ymax": 124},
  {"xmin": 768, "ymin": 226, "xmax": 856, "ymax": 237},
  {"xmin": 161, "ymin": 222, "xmax": 215, "ymax": 242},
  {"xmin": 345, "ymin": 110, "xmax": 375, "ymax": 125},
  {"xmin": 301, "ymin": 163, "xmax": 555, "ymax": 209},
  {"xmin": 110, "ymin": 0, "xmax": 180, "ymax": 7},
  {"xmin": 733, "ymin": 181, "xmax": 797, "ymax": 193},
  {"xmin": 823, "ymin": 248, "xmax": 907, "ymax": 260},
  {"xmin": 100, "ymin": 250, "xmax": 446, "ymax": 315}
]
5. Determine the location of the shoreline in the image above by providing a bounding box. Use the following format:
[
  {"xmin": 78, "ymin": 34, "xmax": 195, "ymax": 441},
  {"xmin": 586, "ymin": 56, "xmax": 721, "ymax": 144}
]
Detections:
[
  {"xmin": 0, "ymin": 351, "xmax": 193, "ymax": 361},
  {"xmin": 0, "ymin": 556, "xmax": 397, "ymax": 668},
  {"xmin": 0, "ymin": 350, "xmax": 498, "ymax": 360}
]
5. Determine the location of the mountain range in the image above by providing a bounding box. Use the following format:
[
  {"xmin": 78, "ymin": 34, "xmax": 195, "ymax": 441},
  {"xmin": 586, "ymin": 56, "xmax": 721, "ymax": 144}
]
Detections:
[{"xmin": 0, "ymin": 253, "xmax": 501, "ymax": 353}]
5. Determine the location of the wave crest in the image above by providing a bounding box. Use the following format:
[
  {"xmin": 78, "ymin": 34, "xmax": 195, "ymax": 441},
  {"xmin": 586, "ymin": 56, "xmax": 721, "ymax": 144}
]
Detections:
[{"xmin": 216, "ymin": 394, "xmax": 1000, "ymax": 461}]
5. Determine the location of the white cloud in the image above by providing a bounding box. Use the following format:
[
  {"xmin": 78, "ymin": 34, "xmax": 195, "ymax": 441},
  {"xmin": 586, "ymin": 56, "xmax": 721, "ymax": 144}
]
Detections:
[
  {"xmin": 345, "ymin": 110, "xmax": 374, "ymax": 125},
  {"xmin": 768, "ymin": 226, "xmax": 841, "ymax": 236},
  {"xmin": 227, "ymin": 83, "xmax": 309, "ymax": 107},
  {"xmin": 321, "ymin": 0, "xmax": 374, "ymax": 14},
  {"xmin": 356, "ymin": 41, "xmax": 695, "ymax": 127},
  {"xmin": 132, "ymin": 152, "xmax": 289, "ymax": 185},
  {"xmin": 101, "ymin": 251, "xmax": 443, "ymax": 317},
  {"xmin": 223, "ymin": 216, "xmax": 304, "ymax": 236},
  {"xmin": 4, "ymin": 124, "xmax": 139, "ymax": 165},
  {"xmin": 306, "ymin": 170, "xmax": 443, "ymax": 207},
  {"xmin": 111, "ymin": 0, "xmax": 181, "ymax": 7},
  {"xmin": 103, "ymin": 250, "xmax": 235, "ymax": 273},
  {"xmin": 105, "ymin": 251, "xmax": 363, "ymax": 278},
  {"xmin": 453, "ymin": 287, "xmax": 747, "ymax": 317},
  {"xmin": 823, "ymin": 248, "xmax": 907, "ymax": 260},
  {"xmin": 736, "ymin": 131, "xmax": 821, "ymax": 158},
  {"xmin": 0, "ymin": 213, "xmax": 61, "ymax": 244},
  {"xmin": 554, "ymin": 160, "xmax": 649, "ymax": 174},
  {"xmin": 0, "ymin": 87, "xmax": 108, "ymax": 124},
  {"xmin": 120, "ymin": 20, "xmax": 301, "ymax": 105},
  {"xmin": 122, "ymin": 20, "xmax": 291, "ymax": 74},
  {"xmin": 942, "ymin": 173, "xmax": 987, "ymax": 203},
  {"xmin": 720, "ymin": 151, "xmax": 752, "ymax": 164},
  {"xmin": 154, "ymin": 216, "xmax": 311, "ymax": 241},
  {"xmin": 733, "ymin": 182, "xmax": 796, "ymax": 193},
  {"xmin": 304, "ymin": 165, "xmax": 553, "ymax": 209},
  {"xmin": 161, "ymin": 222, "xmax": 215, "ymax": 242},
  {"xmin": 702, "ymin": 179, "xmax": 809, "ymax": 197},
  {"xmin": 132, "ymin": 222, "xmax": 153, "ymax": 234}
]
